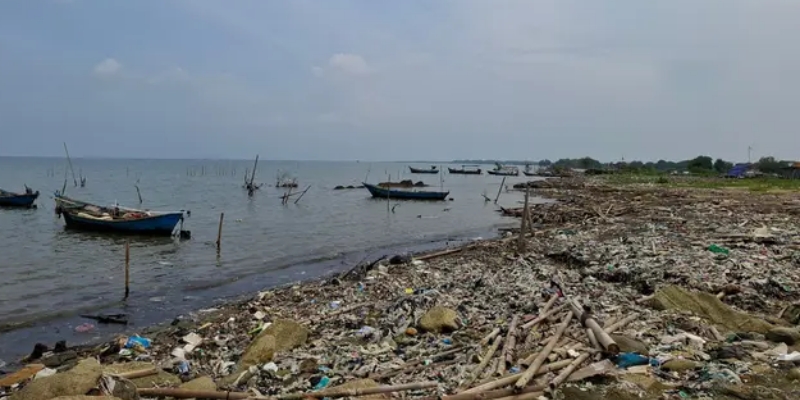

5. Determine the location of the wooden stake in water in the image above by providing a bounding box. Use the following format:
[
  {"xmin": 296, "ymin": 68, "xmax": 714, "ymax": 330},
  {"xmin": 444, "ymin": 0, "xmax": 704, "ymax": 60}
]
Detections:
[
  {"xmin": 216, "ymin": 212, "xmax": 224, "ymax": 253},
  {"xmin": 494, "ymin": 176, "xmax": 506, "ymax": 204},
  {"xmin": 518, "ymin": 187, "xmax": 530, "ymax": 253},
  {"xmin": 124, "ymin": 241, "xmax": 130, "ymax": 299}
]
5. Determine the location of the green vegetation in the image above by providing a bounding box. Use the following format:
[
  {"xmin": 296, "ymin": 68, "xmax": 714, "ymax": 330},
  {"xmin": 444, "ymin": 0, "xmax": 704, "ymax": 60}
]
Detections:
[{"xmin": 605, "ymin": 174, "xmax": 800, "ymax": 192}]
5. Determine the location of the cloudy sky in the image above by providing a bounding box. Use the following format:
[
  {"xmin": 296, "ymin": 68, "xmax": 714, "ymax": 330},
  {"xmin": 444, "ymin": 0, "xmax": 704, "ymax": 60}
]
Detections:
[{"xmin": 1, "ymin": 0, "xmax": 798, "ymax": 161}]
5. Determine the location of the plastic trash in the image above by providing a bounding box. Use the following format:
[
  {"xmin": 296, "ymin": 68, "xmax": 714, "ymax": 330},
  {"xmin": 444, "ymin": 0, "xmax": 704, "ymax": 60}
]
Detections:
[
  {"xmin": 707, "ymin": 244, "xmax": 730, "ymax": 255},
  {"xmin": 125, "ymin": 335, "xmax": 152, "ymax": 349},
  {"xmin": 615, "ymin": 352, "xmax": 650, "ymax": 369},
  {"xmin": 356, "ymin": 326, "xmax": 376, "ymax": 338},
  {"xmin": 177, "ymin": 360, "xmax": 190, "ymax": 375},
  {"xmin": 330, "ymin": 301, "xmax": 342, "ymax": 309},
  {"xmin": 313, "ymin": 376, "xmax": 331, "ymax": 390},
  {"xmin": 75, "ymin": 323, "xmax": 95, "ymax": 333}
]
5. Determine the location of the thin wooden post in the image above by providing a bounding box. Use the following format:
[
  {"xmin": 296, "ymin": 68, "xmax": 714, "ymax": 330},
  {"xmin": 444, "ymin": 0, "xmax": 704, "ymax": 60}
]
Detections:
[
  {"xmin": 517, "ymin": 187, "xmax": 530, "ymax": 253},
  {"xmin": 494, "ymin": 177, "xmax": 506, "ymax": 203},
  {"xmin": 124, "ymin": 241, "xmax": 130, "ymax": 299},
  {"xmin": 216, "ymin": 213, "xmax": 224, "ymax": 253}
]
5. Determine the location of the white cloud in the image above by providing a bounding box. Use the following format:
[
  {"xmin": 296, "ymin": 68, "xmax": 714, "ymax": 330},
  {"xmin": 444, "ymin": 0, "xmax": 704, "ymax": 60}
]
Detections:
[
  {"xmin": 93, "ymin": 58, "xmax": 122, "ymax": 76},
  {"xmin": 327, "ymin": 53, "xmax": 372, "ymax": 75}
]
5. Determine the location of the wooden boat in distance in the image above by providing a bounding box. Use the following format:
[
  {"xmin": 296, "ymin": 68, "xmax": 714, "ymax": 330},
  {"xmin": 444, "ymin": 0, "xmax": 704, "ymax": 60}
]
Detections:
[
  {"xmin": 522, "ymin": 164, "xmax": 537, "ymax": 176},
  {"xmin": 0, "ymin": 186, "xmax": 39, "ymax": 208},
  {"xmin": 487, "ymin": 163, "xmax": 520, "ymax": 176},
  {"xmin": 363, "ymin": 182, "xmax": 449, "ymax": 201},
  {"xmin": 54, "ymin": 193, "xmax": 186, "ymax": 236},
  {"xmin": 409, "ymin": 165, "xmax": 439, "ymax": 174},
  {"xmin": 448, "ymin": 165, "xmax": 482, "ymax": 175}
]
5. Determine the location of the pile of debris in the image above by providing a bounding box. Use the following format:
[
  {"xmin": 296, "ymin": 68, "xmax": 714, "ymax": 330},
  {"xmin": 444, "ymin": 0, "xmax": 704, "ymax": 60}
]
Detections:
[{"xmin": 4, "ymin": 179, "xmax": 800, "ymax": 400}]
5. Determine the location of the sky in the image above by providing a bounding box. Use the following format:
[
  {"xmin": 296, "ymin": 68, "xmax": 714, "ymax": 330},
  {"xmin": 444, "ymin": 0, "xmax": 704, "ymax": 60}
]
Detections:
[{"xmin": 1, "ymin": 0, "xmax": 799, "ymax": 162}]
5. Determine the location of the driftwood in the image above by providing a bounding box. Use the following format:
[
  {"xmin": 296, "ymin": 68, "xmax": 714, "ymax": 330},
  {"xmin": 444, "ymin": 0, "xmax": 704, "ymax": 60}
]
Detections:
[
  {"xmin": 480, "ymin": 328, "xmax": 502, "ymax": 346},
  {"xmin": 138, "ymin": 381, "xmax": 439, "ymax": 400},
  {"xmin": 109, "ymin": 367, "xmax": 158, "ymax": 380},
  {"xmin": 371, "ymin": 346, "xmax": 465, "ymax": 379},
  {"xmin": 515, "ymin": 311, "xmax": 573, "ymax": 389},
  {"xmin": 548, "ymin": 353, "xmax": 590, "ymax": 390},
  {"xmin": 462, "ymin": 335, "xmax": 502, "ymax": 388},
  {"xmin": 521, "ymin": 303, "xmax": 567, "ymax": 330},
  {"xmin": 567, "ymin": 299, "xmax": 619, "ymax": 355},
  {"xmin": 603, "ymin": 313, "xmax": 639, "ymax": 333},
  {"xmin": 462, "ymin": 358, "xmax": 572, "ymax": 394},
  {"xmin": 498, "ymin": 314, "xmax": 520, "ymax": 375}
]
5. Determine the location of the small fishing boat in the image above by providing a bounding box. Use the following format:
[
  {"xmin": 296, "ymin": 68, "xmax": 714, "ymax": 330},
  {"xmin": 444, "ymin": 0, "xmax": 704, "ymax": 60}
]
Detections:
[
  {"xmin": 448, "ymin": 165, "xmax": 482, "ymax": 175},
  {"xmin": 487, "ymin": 163, "xmax": 520, "ymax": 176},
  {"xmin": 522, "ymin": 164, "xmax": 537, "ymax": 176},
  {"xmin": 363, "ymin": 183, "xmax": 449, "ymax": 201},
  {"xmin": 0, "ymin": 186, "xmax": 40, "ymax": 208},
  {"xmin": 54, "ymin": 193, "xmax": 187, "ymax": 236},
  {"xmin": 409, "ymin": 165, "xmax": 439, "ymax": 174}
]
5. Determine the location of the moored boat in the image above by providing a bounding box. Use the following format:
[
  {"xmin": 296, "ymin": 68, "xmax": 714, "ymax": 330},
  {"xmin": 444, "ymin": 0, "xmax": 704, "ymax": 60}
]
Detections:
[
  {"xmin": 54, "ymin": 193, "xmax": 186, "ymax": 236},
  {"xmin": 0, "ymin": 186, "xmax": 40, "ymax": 208},
  {"xmin": 448, "ymin": 165, "xmax": 482, "ymax": 175},
  {"xmin": 362, "ymin": 182, "xmax": 449, "ymax": 201},
  {"xmin": 409, "ymin": 166, "xmax": 439, "ymax": 174},
  {"xmin": 487, "ymin": 164, "xmax": 520, "ymax": 176}
]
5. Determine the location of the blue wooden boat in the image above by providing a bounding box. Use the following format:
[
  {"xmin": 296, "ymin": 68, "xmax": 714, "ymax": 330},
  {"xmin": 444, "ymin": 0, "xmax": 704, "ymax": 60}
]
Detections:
[
  {"xmin": 409, "ymin": 166, "xmax": 439, "ymax": 174},
  {"xmin": 0, "ymin": 187, "xmax": 40, "ymax": 208},
  {"xmin": 363, "ymin": 182, "xmax": 449, "ymax": 201},
  {"xmin": 55, "ymin": 193, "xmax": 185, "ymax": 236}
]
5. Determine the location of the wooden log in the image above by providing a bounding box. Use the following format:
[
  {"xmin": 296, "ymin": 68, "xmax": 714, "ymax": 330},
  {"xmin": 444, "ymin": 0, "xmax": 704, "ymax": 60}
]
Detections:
[
  {"xmin": 463, "ymin": 358, "xmax": 572, "ymax": 394},
  {"xmin": 515, "ymin": 311, "xmax": 573, "ymax": 389},
  {"xmin": 138, "ymin": 381, "xmax": 439, "ymax": 400},
  {"xmin": 521, "ymin": 303, "xmax": 567, "ymax": 330},
  {"xmin": 462, "ymin": 335, "xmax": 503, "ymax": 388},
  {"xmin": 498, "ymin": 315, "xmax": 520, "ymax": 374},
  {"xmin": 603, "ymin": 313, "xmax": 639, "ymax": 333},
  {"xmin": 548, "ymin": 353, "xmax": 590, "ymax": 389},
  {"xmin": 568, "ymin": 299, "xmax": 619, "ymax": 355}
]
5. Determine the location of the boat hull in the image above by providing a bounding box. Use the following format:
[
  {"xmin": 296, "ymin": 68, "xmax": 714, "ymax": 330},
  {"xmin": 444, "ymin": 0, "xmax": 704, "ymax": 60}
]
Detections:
[
  {"xmin": 363, "ymin": 183, "xmax": 449, "ymax": 201},
  {"xmin": 408, "ymin": 167, "xmax": 439, "ymax": 174},
  {"xmin": 487, "ymin": 170, "xmax": 519, "ymax": 176},
  {"xmin": 448, "ymin": 168, "xmax": 482, "ymax": 175},
  {"xmin": 0, "ymin": 191, "xmax": 39, "ymax": 208},
  {"xmin": 62, "ymin": 211, "xmax": 183, "ymax": 236}
]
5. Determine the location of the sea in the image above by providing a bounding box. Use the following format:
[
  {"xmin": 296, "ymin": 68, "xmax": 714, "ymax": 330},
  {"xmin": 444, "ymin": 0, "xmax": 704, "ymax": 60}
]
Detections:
[{"xmin": 0, "ymin": 157, "xmax": 543, "ymax": 363}]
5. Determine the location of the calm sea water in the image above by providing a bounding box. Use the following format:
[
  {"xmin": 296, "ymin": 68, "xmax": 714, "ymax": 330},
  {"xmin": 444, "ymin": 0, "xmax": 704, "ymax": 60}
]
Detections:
[{"xmin": 0, "ymin": 157, "xmax": 540, "ymax": 361}]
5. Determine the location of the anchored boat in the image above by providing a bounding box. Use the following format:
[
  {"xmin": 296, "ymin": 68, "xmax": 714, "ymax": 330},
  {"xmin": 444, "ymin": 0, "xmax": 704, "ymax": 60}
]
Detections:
[
  {"xmin": 362, "ymin": 182, "xmax": 449, "ymax": 201},
  {"xmin": 0, "ymin": 186, "xmax": 40, "ymax": 208},
  {"xmin": 54, "ymin": 193, "xmax": 187, "ymax": 236}
]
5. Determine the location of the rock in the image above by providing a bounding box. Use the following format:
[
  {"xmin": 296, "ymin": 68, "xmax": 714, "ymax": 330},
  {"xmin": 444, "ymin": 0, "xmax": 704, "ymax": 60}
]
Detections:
[
  {"xmin": 104, "ymin": 362, "xmax": 181, "ymax": 388},
  {"xmin": 419, "ymin": 306, "xmax": 459, "ymax": 333},
  {"xmin": 180, "ymin": 376, "xmax": 217, "ymax": 391},
  {"xmin": 329, "ymin": 378, "xmax": 387, "ymax": 400},
  {"xmin": 766, "ymin": 327, "xmax": 800, "ymax": 345},
  {"xmin": 261, "ymin": 319, "xmax": 310, "ymax": 352},
  {"xmin": 611, "ymin": 334, "xmax": 649, "ymax": 355},
  {"xmin": 0, "ymin": 364, "xmax": 45, "ymax": 387},
  {"xmin": 661, "ymin": 359, "xmax": 701, "ymax": 372},
  {"xmin": 787, "ymin": 368, "xmax": 800, "ymax": 381},
  {"xmin": 41, "ymin": 350, "xmax": 78, "ymax": 368},
  {"xmin": 299, "ymin": 359, "xmax": 318, "ymax": 374},
  {"xmin": 240, "ymin": 334, "xmax": 277, "ymax": 368},
  {"xmin": 11, "ymin": 358, "xmax": 102, "ymax": 400},
  {"xmin": 648, "ymin": 285, "xmax": 773, "ymax": 334}
]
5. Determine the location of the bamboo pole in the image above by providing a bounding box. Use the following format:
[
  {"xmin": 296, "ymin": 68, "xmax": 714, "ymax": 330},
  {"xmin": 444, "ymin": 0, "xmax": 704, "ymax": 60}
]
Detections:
[
  {"xmin": 515, "ymin": 311, "xmax": 573, "ymax": 389},
  {"xmin": 462, "ymin": 335, "xmax": 502, "ymax": 388},
  {"xmin": 480, "ymin": 328, "xmax": 502, "ymax": 346},
  {"xmin": 294, "ymin": 185, "xmax": 311, "ymax": 204},
  {"xmin": 110, "ymin": 367, "xmax": 158, "ymax": 380},
  {"xmin": 138, "ymin": 381, "xmax": 438, "ymax": 400},
  {"xmin": 494, "ymin": 177, "xmax": 506, "ymax": 203},
  {"xmin": 603, "ymin": 313, "xmax": 639, "ymax": 333},
  {"xmin": 216, "ymin": 212, "xmax": 224, "ymax": 253},
  {"xmin": 499, "ymin": 315, "xmax": 520, "ymax": 374},
  {"xmin": 124, "ymin": 241, "xmax": 130, "ymax": 299},
  {"xmin": 521, "ymin": 303, "xmax": 567, "ymax": 330},
  {"xmin": 567, "ymin": 299, "xmax": 619, "ymax": 355},
  {"xmin": 548, "ymin": 353, "xmax": 590, "ymax": 390},
  {"xmin": 462, "ymin": 358, "xmax": 572, "ymax": 394},
  {"xmin": 517, "ymin": 188, "xmax": 529, "ymax": 253}
]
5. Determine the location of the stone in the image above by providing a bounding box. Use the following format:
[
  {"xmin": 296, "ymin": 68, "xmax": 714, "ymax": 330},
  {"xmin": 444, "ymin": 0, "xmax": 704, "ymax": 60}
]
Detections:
[
  {"xmin": 787, "ymin": 368, "xmax": 800, "ymax": 381},
  {"xmin": 611, "ymin": 334, "xmax": 649, "ymax": 355},
  {"xmin": 180, "ymin": 376, "xmax": 216, "ymax": 391},
  {"xmin": 766, "ymin": 327, "xmax": 800, "ymax": 345},
  {"xmin": 103, "ymin": 362, "xmax": 181, "ymax": 388},
  {"xmin": 240, "ymin": 334, "xmax": 277, "ymax": 368},
  {"xmin": 41, "ymin": 351, "xmax": 78, "ymax": 368},
  {"xmin": 11, "ymin": 358, "xmax": 102, "ymax": 400},
  {"xmin": 648, "ymin": 285, "xmax": 773, "ymax": 334},
  {"xmin": 261, "ymin": 319, "xmax": 310, "ymax": 352},
  {"xmin": 661, "ymin": 359, "xmax": 701, "ymax": 372},
  {"xmin": 418, "ymin": 306, "xmax": 459, "ymax": 333},
  {"xmin": 299, "ymin": 358, "xmax": 318, "ymax": 374}
]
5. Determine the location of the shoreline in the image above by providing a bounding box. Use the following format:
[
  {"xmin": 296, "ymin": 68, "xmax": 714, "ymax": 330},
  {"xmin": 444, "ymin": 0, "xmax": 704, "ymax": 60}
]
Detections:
[
  {"xmin": 0, "ymin": 222, "xmax": 513, "ymax": 365},
  {"xmin": 5, "ymin": 176, "xmax": 800, "ymax": 399}
]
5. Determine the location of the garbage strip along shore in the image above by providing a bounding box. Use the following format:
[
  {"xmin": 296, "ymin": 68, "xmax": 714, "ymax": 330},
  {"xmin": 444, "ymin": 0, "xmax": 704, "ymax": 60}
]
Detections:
[{"xmin": 3, "ymin": 176, "xmax": 800, "ymax": 399}]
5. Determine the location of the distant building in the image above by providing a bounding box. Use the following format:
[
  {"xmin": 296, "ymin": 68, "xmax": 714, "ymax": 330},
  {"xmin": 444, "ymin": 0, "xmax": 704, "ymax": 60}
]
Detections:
[{"xmin": 726, "ymin": 163, "xmax": 752, "ymax": 178}]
